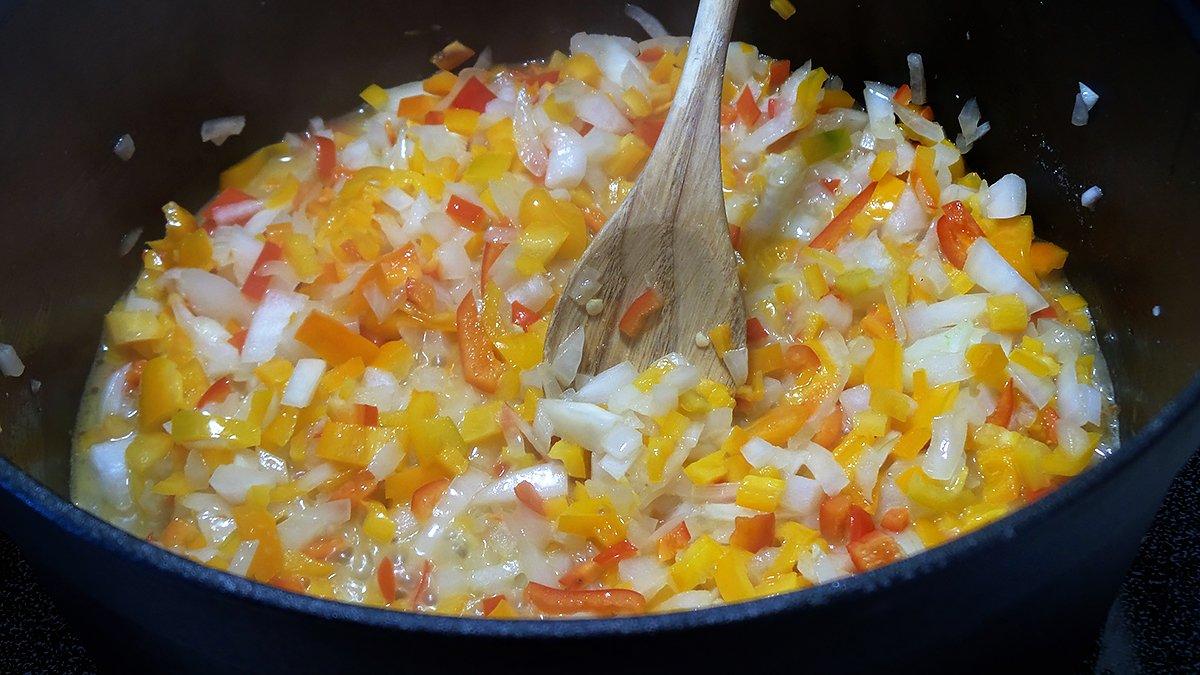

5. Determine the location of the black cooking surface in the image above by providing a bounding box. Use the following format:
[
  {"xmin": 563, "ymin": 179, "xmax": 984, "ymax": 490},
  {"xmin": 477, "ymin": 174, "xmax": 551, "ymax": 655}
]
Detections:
[{"xmin": 3, "ymin": 450, "xmax": 1199, "ymax": 674}]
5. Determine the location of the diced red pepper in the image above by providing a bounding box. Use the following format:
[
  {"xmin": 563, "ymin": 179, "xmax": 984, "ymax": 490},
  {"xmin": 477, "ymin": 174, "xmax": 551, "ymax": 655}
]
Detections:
[
  {"xmin": 730, "ymin": 513, "xmax": 776, "ymax": 553},
  {"xmin": 411, "ymin": 560, "xmax": 433, "ymax": 610},
  {"xmin": 313, "ymin": 136, "xmax": 337, "ymax": 184},
  {"xmin": 271, "ymin": 573, "xmax": 308, "ymax": 594},
  {"xmin": 377, "ymin": 557, "xmax": 397, "ymax": 604},
  {"xmin": 424, "ymin": 110, "xmax": 445, "ymax": 125},
  {"xmin": 986, "ymin": 379, "xmax": 1015, "ymax": 428},
  {"xmin": 720, "ymin": 104, "xmax": 737, "ymax": 126},
  {"xmin": 511, "ymin": 301, "xmax": 540, "ymax": 330},
  {"xmin": 1029, "ymin": 404, "xmax": 1060, "ymax": 445},
  {"xmin": 229, "ymin": 328, "xmax": 249, "ymax": 352},
  {"xmin": 657, "ymin": 521, "xmax": 691, "ymax": 562},
  {"xmin": 201, "ymin": 187, "xmax": 258, "ymax": 233},
  {"xmin": 745, "ymin": 317, "xmax": 768, "ymax": 346},
  {"xmin": 405, "ymin": 277, "xmax": 437, "ymax": 313},
  {"xmin": 514, "ymin": 480, "xmax": 546, "ymax": 515},
  {"xmin": 524, "ymin": 582, "xmax": 646, "ymax": 616},
  {"xmin": 593, "ymin": 539, "xmax": 638, "ymax": 567},
  {"xmin": 892, "ymin": 84, "xmax": 913, "ymax": 105},
  {"xmin": 768, "ymin": 59, "xmax": 791, "ymax": 89},
  {"xmin": 849, "ymin": 531, "xmax": 902, "ymax": 572},
  {"xmin": 196, "ymin": 376, "xmax": 233, "ymax": 409},
  {"xmin": 446, "ymin": 195, "xmax": 489, "ymax": 231},
  {"xmin": 880, "ymin": 507, "xmax": 910, "ymax": 533},
  {"xmin": 560, "ymin": 539, "xmax": 638, "ymax": 589},
  {"xmin": 819, "ymin": 494, "xmax": 852, "ymax": 543},
  {"xmin": 735, "ymin": 86, "xmax": 761, "ymax": 126},
  {"xmin": 618, "ymin": 288, "xmax": 663, "ymax": 338},
  {"xmin": 357, "ymin": 403, "xmax": 380, "ymax": 427},
  {"xmin": 456, "ymin": 291, "xmax": 507, "ymax": 393},
  {"xmin": 820, "ymin": 177, "xmax": 841, "ymax": 194},
  {"xmin": 936, "ymin": 200, "xmax": 986, "ymax": 269},
  {"xmin": 303, "ymin": 535, "xmax": 346, "ymax": 561},
  {"xmin": 124, "ymin": 359, "xmax": 146, "ymax": 391},
  {"xmin": 480, "ymin": 239, "xmax": 509, "ymax": 294},
  {"xmin": 637, "ymin": 45, "xmax": 665, "ymax": 62},
  {"xmin": 1031, "ymin": 306, "xmax": 1058, "ymax": 321},
  {"xmin": 411, "ymin": 478, "xmax": 451, "ymax": 522},
  {"xmin": 481, "ymin": 594, "xmax": 507, "ymax": 615},
  {"xmin": 766, "ymin": 98, "xmax": 782, "ymax": 119},
  {"xmin": 728, "ymin": 224, "xmax": 742, "ymax": 251},
  {"xmin": 847, "ymin": 505, "xmax": 875, "ymax": 543},
  {"xmin": 241, "ymin": 241, "xmax": 284, "ymax": 301},
  {"xmin": 450, "ymin": 77, "xmax": 496, "ymax": 113},
  {"xmin": 811, "ymin": 404, "xmax": 844, "ymax": 449},
  {"xmin": 810, "ymin": 181, "xmax": 878, "ymax": 251},
  {"xmin": 632, "ymin": 117, "xmax": 666, "ymax": 148}
]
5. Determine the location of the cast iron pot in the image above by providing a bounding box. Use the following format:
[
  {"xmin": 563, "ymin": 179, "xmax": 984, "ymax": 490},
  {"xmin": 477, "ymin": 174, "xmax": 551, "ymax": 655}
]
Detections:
[{"xmin": 1, "ymin": 0, "xmax": 1199, "ymax": 671}]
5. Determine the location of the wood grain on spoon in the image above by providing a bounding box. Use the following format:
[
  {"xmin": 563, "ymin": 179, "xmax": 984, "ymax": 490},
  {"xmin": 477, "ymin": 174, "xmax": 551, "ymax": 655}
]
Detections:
[{"xmin": 544, "ymin": 0, "xmax": 746, "ymax": 385}]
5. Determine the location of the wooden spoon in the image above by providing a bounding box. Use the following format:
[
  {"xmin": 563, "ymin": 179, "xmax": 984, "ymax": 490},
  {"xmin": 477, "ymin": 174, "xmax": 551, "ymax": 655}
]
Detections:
[{"xmin": 544, "ymin": 0, "xmax": 746, "ymax": 385}]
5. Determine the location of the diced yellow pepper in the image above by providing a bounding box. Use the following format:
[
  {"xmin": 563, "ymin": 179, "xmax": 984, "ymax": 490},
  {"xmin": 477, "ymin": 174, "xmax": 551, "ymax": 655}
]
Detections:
[
  {"xmin": 263, "ymin": 405, "xmax": 299, "ymax": 450},
  {"xmin": 864, "ymin": 338, "xmax": 903, "ymax": 391},
  {"xmin": 684, "ymin": 449, "xmax": 728, "ymax": 485},
  {"xmin": 669, "ymin": 535, "xmax": 724, "ymax": 591},
  {"xmin": 444, "ymin": 108, "xmax": 481, "ymax": 136},
  {"xmin": 770, "ymin": 0, "xmax": 797, "ymax": 20},
  {"xmin": 363, "ymin": 501, "xmax": 397, "ymax": 543},
  {"xmin": 106, "ymin": 310, "xmax": 167, "ymax": 347},
  {"xmin": 603, "ymin": 133, "xmax": 651, "ymax": 179},
  {"xmin": 315, "ymin": 421, "xmax": 392, "ymax": 467},
  {"xmin": 714, "ymin": 549, "xmax": 756, "ymax": 602},
  {"xmin": 869, "ymin": 150, "xmax": 896, "ymax": 181},
  {"xmin": 621, "ymin": 88, "xmax": 652, "ymax": 117},
  {"xmin": 171, "ymin": 409, "xmax": 261, "ymax": 449},
  {"xmin": 563, "ymin": 53, "xmax": 602, "ymax": 87},
  {"xmin": 423, "ymin": 71, "xmax": 458, "ymax": 96},
  {"xmin": 1030, "ymin": 241, "xmax": 1069, "ymax": 277},
  {"xmin": 384, "ymin": 464, "xmax": 445, "ymax": 502},
  {"xmin": 987, "ymin": 294, "xmax": 1029, "ymax": 332},
  {"xmin": 557, "ymin": 496, "xmax": 626, "ymax": 546},
  {"xmin": 1009, "ymin": 337, "xmax": 1060, "ymax": 378},
  {"xmin": 549, "ymin": 439, "xmax": 589, "ymax": 479},
  {"xmin": 966, "ymin": 343, "xmax": 1009, "ymax": 390},
  {"xmin": 515, "ymin": 220, "xmax": 568, "ymax": 275},
  {"xmin": 871, "ymin": 387, "xmax": 916, "ymax": 421},
  {"xmin": 463, "ymin": 152, "xmax": 514, "ymax": 186},
  {"xmin": 125, "ymin": 431, "xmax": 173, "ymax": 476},
  {"xmin": 976, "ymin": 446, "xmax": 1021, "ymax": 504},
  {"xmin": 460, "ymin": 402, "xmax": 502, "ymax": 445},
  {"xmin": 139, "ymin": 356, "xmax": 183, "ymax": 431},
  {"xmin": 736, "ymin": 474, "xmax": 786, "ymax": 512},
  {"xmin": 359, "ymin": 84, "xmax": 390, "ymax": 110},
  {"xmin": 255, "ymin": 358, "xmax": 293, "ymax": 391},
  {"xmin": 409, "ymin": 416, "xmax": 469, "ymax": 475},
  {"xmin": 793, "ymin": 67, "xmax": 827, "ymax": 128},
  {"xmin": 542, "ymin": 95, "xmax": 575, "ymax": 124},
  {"xmin": 151, "ymin": 471, "xmax": 191, "ymax": 496}
]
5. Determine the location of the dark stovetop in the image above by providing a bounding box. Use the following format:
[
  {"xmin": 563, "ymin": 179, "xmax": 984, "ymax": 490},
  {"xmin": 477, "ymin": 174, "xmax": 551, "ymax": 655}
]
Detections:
[{"xmin": 2, "ymin": 452, "xmax": 1199, "ymax": 674}]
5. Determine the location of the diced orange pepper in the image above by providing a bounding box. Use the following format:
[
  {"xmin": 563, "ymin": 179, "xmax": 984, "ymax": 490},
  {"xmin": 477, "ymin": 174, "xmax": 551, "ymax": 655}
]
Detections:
[
  {"xmin": 618, "ymin": 288, "xmax": 663, "ymax": 338},
  {"xmin": 456, "ymin": 291, "xmax": 507, "ymax": 393},
  {"xmin": 848, "ymin": 531, "xmax": 902, "ymax": 572},
  {"xmin": 730, "ymin": 513, "xmax": 776, "ymax": 553},
  {"xmin": 937, "ymin": 201, "xmax": 985, "ymax": 268},
  {"xmin": 810, "ymin": 182, "xmax": 878, "ymax": 250},
  {"xmin": 295, "ymin": 311, "xmax": 380, "ymax": 365},
  {"xmin": 745, "ymin": 402, "xmax": 815, "ymax": 445},
  {"xmin": 524, "ymin": 582, "xmax": 646, "ymax": 616}
]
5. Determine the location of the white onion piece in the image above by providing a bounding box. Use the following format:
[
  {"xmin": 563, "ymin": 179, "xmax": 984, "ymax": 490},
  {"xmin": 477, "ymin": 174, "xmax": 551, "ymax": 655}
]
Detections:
[
  {"xmin": 542, "ymin": 124, "xmax": 587, "ymax": 190},
  {"xmin": 906, "ymin": 53, "xmax": 926, "ymax": 105},
  {"xmin": 241, "ymin": 290, "xmax": 306, "ymax": 363},
  {"xmin": 209, "ymin": 460, "xmax": 281, "ymax": 504},
  {"xmin": 295, "ymin": 463, "xmax": 337, "ymax": 492},
  {"xmin": 539, "ymin": 399, "xmax": 620, "ymax": 452},
  {"xmin": 200, "ymin": 116, "xmax": 246, "ymax": 146},
  {"xmin": 904, "ymin": 294, "xmax": 989, "ymax": 340},
  {"xmin": 1057, "ymin": 356, "xmax": 1102, "ymax": 426},
  {"xmin": 954, "ymin": 98, "xmax": 991, "ymax": 152},
  {"xmin": 367, "ymin": 442, "xmax": 402, "ymax": 480},
  {"xmin": 856, "ymin": 434, "xmax": 898, "ymax": 497},
  {"xmin": 982, "ymin": 173, "xmax": 1026, "ymax": 219},
  {"xmin": 573, "ymin": 90, "xmax": 634, "ymax": 134},
  {"xmin": 1081, "ymin": 186, "xmax": 1102, "ymax": 209},
  {"xmin": 722, "ymin": 346, "xmax": 749, "ymax": 385},
  {"xmin": 838, "ymin": 384, "xmax": 872, "ymax": 417},
  {"xmin": 226, "ymin": 540, "xmax": 259, "ymax": 577},
  {"xmin": 742, "ymin": 437, "xmax": 804, "ymax": 475},
  {"xmin": 575, "ymin": 361, "xmax": 637, "ymax": 404},
  {"xmin": 113, "ymin": 133, "xmax": 135, "ymax": 161},
  {"xmin": 619, "ymin": 556, "xmax": 669, "ymax": 597},
  {"xmin": 893, "ymin": 103, "xmax": 944, "ymax": 143},
  {"xmin": 657, "ymin": 590, "xmax": 719, "ymax": 612},
  {"xmin": 963, "ymin": 239, "xmax": 1048, "ymax": 311},
  {"xmin": 863, "ymin": 81, "xmax": 897, "ymax": 138},
  {"xmin": 169, "ymin": 298, "xmax": 239, "ymax": 379},
  {"xmin": 600, "ymin": 424, "xmax": 643, "ymax": 461},
  {"xmin": 780, "ymin": 475, "xmax": 822, "ymax": 517},
  {"xmin": 1008, "ymin": 362, "xmax": 1055, "ymax": 409},
  {"xmin": 1079, "ymin": 82, "xmax": 1100, "ymax": 109},
  {"xmin": 0, "ymin": 343, "xmax": 25, "ymax": 377},
  {"xmin": 566, "ymin": 265, "xmax": 603, "ymax": 304},
  {"xmin": 506, "ymin": 274, "xmax": 554, "ymax": 312},
  {"xmin": 412, "ymin": 470, "xmax": 489, "ymax": 556},
  {"xmin": 802, "ymin": 443, "xmax": 850, "ymax": 495},
  {"xmin": 550, "ymin": 326, "xmax": 585, "ymax": 386},
  {"xmin": 89, "ymin": 436, "xmax": 134, "ymax": 510},
  {"xmin": 475, "ymin": 463, "xmax": 568, "ymax": 506},
  {"xmin": 276, "ymin": 500, "xmax": 352, "ymax": 550},
  {"xmin": 282, "ymin": 358, "xmax": 327, "ymax": 408},
  {"xmin": 922, "ymin": 412, "xmax": 967, "ymax": 481},
  {"xmin": 166, "ymin": 269, "xmax": 254, "ymax": 324},
  {"xmin": 624, "ymin": 3, "xmax": 668, "ymax": 38},
  {"xmin": 514, "ymin": 88, "xmax": 547, "ymax": 177},
  {"xmin": 903, "ymin": 322, "xmax": 986, "ymax": 387}
]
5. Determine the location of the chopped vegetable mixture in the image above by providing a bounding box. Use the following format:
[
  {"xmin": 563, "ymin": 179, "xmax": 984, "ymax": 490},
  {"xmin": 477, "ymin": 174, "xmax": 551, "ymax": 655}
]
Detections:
[{"xmin": 73, "ymin": 30, "xmax": 1116, "ymax": 618}]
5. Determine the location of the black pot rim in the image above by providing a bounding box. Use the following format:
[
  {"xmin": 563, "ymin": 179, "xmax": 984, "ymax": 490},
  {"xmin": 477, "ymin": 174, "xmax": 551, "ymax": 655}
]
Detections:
[{"xmin": 3, "ymin": 367, "xmax": 1199, "ymax": 638}]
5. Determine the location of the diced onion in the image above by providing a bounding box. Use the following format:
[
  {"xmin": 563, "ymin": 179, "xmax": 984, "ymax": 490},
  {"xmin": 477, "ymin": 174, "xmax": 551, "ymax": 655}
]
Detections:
[
  {"xmin": 550, "ymin": 326, "xmax": 585, "ymax": 387},
  {"xmin": 802, "ymin": 443, "xmax": 850, "ymax": 495},
  {"xmin": 277, "ymin": 499, "xmax": 352, "ymax": 550},
  {"xmin": 624, "ymin": 4, "xmax": 668, "ymax": 39},
  {"xmin": 575, "ymin": 361, "xmax": 637, "ymax": 404},
  {"xmin": 200, "ymin": 116, "xmax": 246, "ymax": 146},
  {"xmin": 113, "ymin": 133, "xmax": 135, "ymax": 161},
  {"xmin": 209, "ymin": 459, "xmax": 282, "ymax": 504},
  {"xmin": 963, "ymin": 239, "xmax": 1048, "ymax": 311},
  {"xmin": 921, "ymin": 412, "xmax": 967, "ymax": 481},
  {"xmin": 904, "ymin": 294, "xmax": 989, "ymax": 340},
  {"xmin": 367, "ymin": 442, "xmax": 402, "ymax": 480},
  {"xmin": 981, "ymin": 173, "xmax": 1026, "ymax": 219},
  {"xmin": 412, "ymin": 470, "xmax": 489, "ymax": 556},
  {"xmin": 906, "ymin": 53, "xmax": 926, "ymax": 105},
  {"xmin": 542, "ymin": 123, "xmax": 587, "ymax": 190},
  {"xmin": 166, "ymin": 269, "xmax": 254, "ymax": 324},
  {"xmin": 282, "ymin": 358, "xmax": 328, "ymax": 408},
  {"xmin": 1081, "ymin": 185, "xmax": 1102, "ymax": 209},
  {"xmin": 475, "ymin": 463, "xmax": 568, "ymax": 506},
  {"xmin": 722, "ymin": 346, "xmax": 749, "ymax": 385},
  {"xmin": 88, "ymin": 436, "xmax": 134, "ymax": 510},
  {"xmin": 241, "ymin": 290, "xmax": 307, "ymax": 363},
  {"xmin": 539, "ymin": 399, "xmax": 620, "ymax": 453},
  {"xmin": 0, "ymin": 343, "xmax": 25, "ymax": 377},
  {"xmin": 226, "ymin": 539, "xmax": 259, "ymax": 577}
]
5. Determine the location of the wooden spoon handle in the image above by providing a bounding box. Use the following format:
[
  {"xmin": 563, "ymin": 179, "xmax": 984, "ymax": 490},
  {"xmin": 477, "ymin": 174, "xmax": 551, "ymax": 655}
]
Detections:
[{"xmin": 640, "ymin": 0, "xmax": 739, "ymax": 190}]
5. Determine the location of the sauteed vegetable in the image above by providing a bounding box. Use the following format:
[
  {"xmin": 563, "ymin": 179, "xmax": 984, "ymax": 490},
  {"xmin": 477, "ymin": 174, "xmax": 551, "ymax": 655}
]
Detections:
[{"xmin": 73, "ymin": 28, "xmax": 1115, "ymax": 617}]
